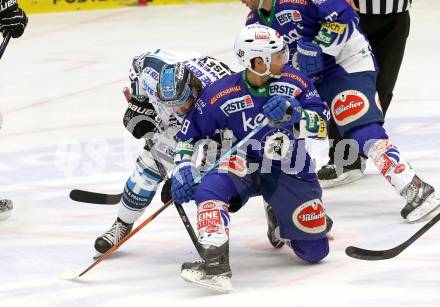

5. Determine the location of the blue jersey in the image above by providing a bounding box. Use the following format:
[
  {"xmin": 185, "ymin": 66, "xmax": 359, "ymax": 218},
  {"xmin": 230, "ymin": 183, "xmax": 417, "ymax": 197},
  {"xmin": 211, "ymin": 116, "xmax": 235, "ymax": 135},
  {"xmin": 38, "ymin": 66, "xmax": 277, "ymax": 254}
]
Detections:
[
  {"xmin": 246, "ymin": 0, "xmax": 377, "ymax": 84},
  {"xmin": 177, "ymin": 66, "xmax": 329, "ymax": 181}
]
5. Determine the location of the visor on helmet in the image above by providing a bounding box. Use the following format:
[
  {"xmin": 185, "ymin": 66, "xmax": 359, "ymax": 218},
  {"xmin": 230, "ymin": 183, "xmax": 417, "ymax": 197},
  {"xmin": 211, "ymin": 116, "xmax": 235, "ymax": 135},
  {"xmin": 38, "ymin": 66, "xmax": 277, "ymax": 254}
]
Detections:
[{"xmin": 157, "ymin": 63, "xmax": 191, "ymax": 107}]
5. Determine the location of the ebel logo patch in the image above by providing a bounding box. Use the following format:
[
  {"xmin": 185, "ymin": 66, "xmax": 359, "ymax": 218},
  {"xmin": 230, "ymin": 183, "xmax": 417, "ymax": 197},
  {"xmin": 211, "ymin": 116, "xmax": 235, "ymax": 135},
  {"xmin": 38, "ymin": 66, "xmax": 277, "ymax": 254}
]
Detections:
[
  {"xmin": 331, "ymin": 90, "xmax": 370, "ymax": 126},
  {"xmin": 262, "ymin": 130, "xmax": 292, "ymax": 161},
  {"xmin": 269, "ymin": 82, "xmax": 302, "ymax": 97},
  {"xmin": 220, "ymin": 95, "xmax": 254, "ymax": 116},
  {"xmin": 275, "ymin": 10, "xmax": 302, "ymax": 26}
]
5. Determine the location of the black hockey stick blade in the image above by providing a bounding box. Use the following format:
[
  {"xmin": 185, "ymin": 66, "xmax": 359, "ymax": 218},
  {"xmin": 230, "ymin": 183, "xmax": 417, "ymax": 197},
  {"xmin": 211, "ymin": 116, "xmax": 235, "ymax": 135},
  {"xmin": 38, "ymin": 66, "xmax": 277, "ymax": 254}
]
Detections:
[
  {"xmin": 346, "ymin": 210, "xmax": 440, "ymax": 260},
  {"xmin": 69, "ymin": 189, "xmax": 122, "ymax": 205},
  {"xmin": 0, "ymin": 32, "xmax": 11, "ymax": 60}
]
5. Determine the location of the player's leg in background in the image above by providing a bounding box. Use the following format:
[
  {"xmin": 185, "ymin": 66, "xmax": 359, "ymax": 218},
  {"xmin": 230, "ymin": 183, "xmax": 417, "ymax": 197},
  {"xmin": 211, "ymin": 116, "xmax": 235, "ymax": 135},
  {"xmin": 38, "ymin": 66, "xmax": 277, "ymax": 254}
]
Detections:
[
  {"xmin": 94, "ymin": 149, "xmax": 165, "ymax": 256},
  {"xmin": 261, "ymin": 170, "xmax": 329, "ymax": 263},
  {"xmin": 359, "ymin": 11, "xmax": 411, "ymax": 116},
  {"xmin": 0, "ymin": 112, "xmax": 13, "ymax": 221},
  {"xmin": 322, "ymin": 71, "xmax": 439, "ymax": 222}
]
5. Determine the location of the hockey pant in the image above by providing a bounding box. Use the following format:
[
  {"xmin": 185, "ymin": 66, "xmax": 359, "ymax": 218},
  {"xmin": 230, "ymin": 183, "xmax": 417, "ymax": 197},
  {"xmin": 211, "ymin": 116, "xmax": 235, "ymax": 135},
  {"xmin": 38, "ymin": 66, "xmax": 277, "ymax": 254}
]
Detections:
[
  {"xmin": 318, "ymin": 71, "xmax": 416, "ymax": 194},
  {"xmin": 118, "ymin": 133, "xmax": 177, "ymax": 224},
  {"xmin": 194, "ymin": 163, "xmax": 329, "ymax": 264}
]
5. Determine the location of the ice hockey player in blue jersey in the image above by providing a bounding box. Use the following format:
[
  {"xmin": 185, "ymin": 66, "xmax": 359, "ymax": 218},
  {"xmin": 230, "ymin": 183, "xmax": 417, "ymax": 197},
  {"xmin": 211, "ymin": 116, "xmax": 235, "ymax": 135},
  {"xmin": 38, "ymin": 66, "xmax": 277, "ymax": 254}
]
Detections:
[
  {"xmin": 241, "ymin": 0, "xmax": 440, "ymax": 222},
  {"xmin": 93, "ymin": 49, "xmax": 233, "ymax": 257},
  {"xmin": 169, "ymin": 25, "xmax": 330, "ymax": 292}
]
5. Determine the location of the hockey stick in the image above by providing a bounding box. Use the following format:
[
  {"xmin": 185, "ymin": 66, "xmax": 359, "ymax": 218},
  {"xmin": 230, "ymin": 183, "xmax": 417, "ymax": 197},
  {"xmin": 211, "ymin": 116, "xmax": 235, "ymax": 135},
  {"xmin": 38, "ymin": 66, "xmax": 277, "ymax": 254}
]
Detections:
[
  {"xmin": 69, "ymin": 190, "xmax": 122, "ymax": 205},
  {"xmin": 0, "ymin": 32, "xmax": 11, "ymax": 60},
  {"xmin": 345, "ymin": 211, "xmax": 440, "ymax": 260},
  {"xmin": 146, "ymin": 139, "xmax": 202, "ymax": 256},
  {"xmin": 60, "ymin": 198, "xmax": 174, "ymax": 280},
  {"xmin": 61, "ymin": 119, "xmax": 268, "ymax": 279}
]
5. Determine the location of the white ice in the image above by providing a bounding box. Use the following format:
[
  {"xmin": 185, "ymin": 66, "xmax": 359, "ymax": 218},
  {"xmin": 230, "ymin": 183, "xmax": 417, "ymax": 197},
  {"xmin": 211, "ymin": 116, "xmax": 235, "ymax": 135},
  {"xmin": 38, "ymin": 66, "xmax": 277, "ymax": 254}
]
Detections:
[{"xmin": 1, "ymin": 1, "xmax": 440, "ymax": 306}]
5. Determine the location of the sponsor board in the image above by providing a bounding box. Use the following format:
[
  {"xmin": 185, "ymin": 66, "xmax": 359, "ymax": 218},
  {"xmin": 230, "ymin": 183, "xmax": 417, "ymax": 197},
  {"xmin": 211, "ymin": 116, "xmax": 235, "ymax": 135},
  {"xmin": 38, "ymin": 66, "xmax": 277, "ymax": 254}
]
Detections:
[{"xmin": 20, "ymin": 0, "xmax": 237, "ymax": 14}]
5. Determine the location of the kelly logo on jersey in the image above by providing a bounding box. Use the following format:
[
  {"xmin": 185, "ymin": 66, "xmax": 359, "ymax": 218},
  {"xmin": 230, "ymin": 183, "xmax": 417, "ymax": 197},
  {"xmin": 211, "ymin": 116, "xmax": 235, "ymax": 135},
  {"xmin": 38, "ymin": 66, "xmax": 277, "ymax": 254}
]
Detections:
[
  {"xmin": 275, "ymin": 10, "xmax": 302, "ymax": 26},
  {"xmin": 220, "ymin": 95, "xmax": 254, "ymax": 116},
  {"xmin": 242, "ymin": 112, "xmax": 265, "ymax": 132},
  {"xmin": 269, "ymin": 82, "xmax": 302, "ymax": 98}
]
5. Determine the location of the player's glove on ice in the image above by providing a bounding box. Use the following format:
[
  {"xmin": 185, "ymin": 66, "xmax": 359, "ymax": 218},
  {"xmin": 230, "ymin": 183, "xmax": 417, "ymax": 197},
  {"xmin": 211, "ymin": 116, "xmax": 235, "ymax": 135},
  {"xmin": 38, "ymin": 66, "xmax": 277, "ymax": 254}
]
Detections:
[
  {"xmin": 171, "ymin": 160, "xmax": 200, "ymax": 204},
  {"xmin": 0, "ymin": 5, "xmax": 28, "ymax": 38},
  {"xmin": 263, "ymin": 95, "xmax": 302, "ymax": 127},
  {"xmin": 297, "ymin": 40, "xmax": 323, "ymax": 76}
]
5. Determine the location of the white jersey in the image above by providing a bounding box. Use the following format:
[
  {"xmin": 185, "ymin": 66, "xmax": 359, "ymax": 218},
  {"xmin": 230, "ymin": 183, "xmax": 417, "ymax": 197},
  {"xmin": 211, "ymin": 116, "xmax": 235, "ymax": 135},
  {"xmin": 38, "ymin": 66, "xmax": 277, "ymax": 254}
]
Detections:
[
  {"xmin": 127, "ymin": 48, "xmax": 232, "ymax": 166},
  {"xmin": 129, "ymin": 48, "xmax": 231, "ymax": 129}
]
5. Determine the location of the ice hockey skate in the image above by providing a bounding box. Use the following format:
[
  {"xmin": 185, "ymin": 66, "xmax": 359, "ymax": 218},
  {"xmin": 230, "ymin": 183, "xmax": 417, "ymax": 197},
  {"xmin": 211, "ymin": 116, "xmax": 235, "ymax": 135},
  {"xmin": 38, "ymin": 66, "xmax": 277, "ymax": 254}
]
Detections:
[
  {"xmin": 401, "ymin": 176, "xmax": 440, "ymax": 222},
  {"xmin": 94, "ymin": 218, "xmax": 133, "ymax": 258},
  {"xmin": 265, "ymin": 202, "xmax": 335, "ymax": 246},
  {"xmin": 264, "ymin": 202, "xmax": 284, "ymax": 248},
  {"xmin": 0, "ymin": 199, "xmax": 13, "ymax": 220},
  {"xmin": 317, "ymin": 156, "xmax": 366, "ymax": 189},
  {"xmin": 181, "ymin": 245, "xmax": 233, "ymax": 293}
]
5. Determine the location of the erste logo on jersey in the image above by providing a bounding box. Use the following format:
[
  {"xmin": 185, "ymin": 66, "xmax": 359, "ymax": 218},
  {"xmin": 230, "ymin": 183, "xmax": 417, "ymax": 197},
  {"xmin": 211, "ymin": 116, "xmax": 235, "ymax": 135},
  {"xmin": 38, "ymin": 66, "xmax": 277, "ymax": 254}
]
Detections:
[
  {"xmin": 275, "ymin": 10, "xmax": 302, "ymax": 26},
  {"xmin": 220, "ymin": 95, "xmax": 254, "ymax": 116},
  {"xmin": 269, "ymin": 82, "xmax": 302, "ymax": 98},
  {"xmin": 331, "ymin": 90, "xmax": 370, "ymax": 126},
  {"xmin": 292, "ymin": 199, "xmax": 326, "ymax": 234}
]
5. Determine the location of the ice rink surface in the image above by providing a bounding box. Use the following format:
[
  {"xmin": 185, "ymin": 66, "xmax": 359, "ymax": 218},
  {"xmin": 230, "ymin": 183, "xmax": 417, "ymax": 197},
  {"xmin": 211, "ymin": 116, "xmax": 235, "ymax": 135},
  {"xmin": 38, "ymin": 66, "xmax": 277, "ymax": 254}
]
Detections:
[{"xmin": 1, "ymin": 1, "xmax": 440, "ymax": 306}]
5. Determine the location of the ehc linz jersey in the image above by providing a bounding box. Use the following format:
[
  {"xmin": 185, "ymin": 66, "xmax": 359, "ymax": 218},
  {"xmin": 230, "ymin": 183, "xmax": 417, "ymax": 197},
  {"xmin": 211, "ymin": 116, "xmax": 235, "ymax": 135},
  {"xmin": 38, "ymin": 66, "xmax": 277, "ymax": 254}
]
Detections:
[
  {"xmin": 130, "ymin": 49, "xmax": 232, "ymax": 127},
  {"xmin": 177, "ymin": 66, "xmax": 328, "ymax": 181},
  {"xmin": 245, "ymin": 0, "xmax": 377, "ymax": 84}
]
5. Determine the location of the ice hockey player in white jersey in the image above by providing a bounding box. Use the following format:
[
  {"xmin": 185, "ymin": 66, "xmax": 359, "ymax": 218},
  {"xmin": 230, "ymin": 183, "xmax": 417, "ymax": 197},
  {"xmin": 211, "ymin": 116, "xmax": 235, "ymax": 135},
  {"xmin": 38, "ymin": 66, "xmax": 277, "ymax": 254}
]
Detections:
[{"xmin": 93, "ymin": 49, "xmax": 233, "ymax": 256}]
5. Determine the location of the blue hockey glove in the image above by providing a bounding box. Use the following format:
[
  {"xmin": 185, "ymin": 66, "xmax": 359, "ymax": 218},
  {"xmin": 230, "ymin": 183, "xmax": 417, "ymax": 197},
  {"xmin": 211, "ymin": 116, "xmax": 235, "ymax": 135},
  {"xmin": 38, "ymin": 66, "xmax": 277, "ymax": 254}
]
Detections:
[
  {"xmin": 171, "ymin": 160, "xmax": 200, "ymax": 204},
  {"xmin": 297, "ymin": 40, "xmax": 324, "ymax": 76},
  {"xmin": 263, "ymin": 95, "xmax": 302, "ymax": 127}
]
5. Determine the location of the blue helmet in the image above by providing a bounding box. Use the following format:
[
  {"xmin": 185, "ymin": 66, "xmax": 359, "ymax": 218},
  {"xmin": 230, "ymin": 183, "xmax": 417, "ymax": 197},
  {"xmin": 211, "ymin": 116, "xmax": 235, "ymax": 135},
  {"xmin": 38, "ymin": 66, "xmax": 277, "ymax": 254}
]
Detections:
[{"xmin": 157, "ymin": 62, "xmax": 192, "ymax": 107}]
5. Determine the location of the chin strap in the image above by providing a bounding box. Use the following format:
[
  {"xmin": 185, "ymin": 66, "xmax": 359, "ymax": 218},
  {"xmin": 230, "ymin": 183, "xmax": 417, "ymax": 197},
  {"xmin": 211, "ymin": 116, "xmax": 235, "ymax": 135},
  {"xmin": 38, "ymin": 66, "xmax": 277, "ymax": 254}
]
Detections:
[
  {"xmin": 258, "ymin": 0, "xmax": 264, "ymax": 9},
  {"xmin": 248, "ymin": 66, "xmax": 281, "ymax": 79}
]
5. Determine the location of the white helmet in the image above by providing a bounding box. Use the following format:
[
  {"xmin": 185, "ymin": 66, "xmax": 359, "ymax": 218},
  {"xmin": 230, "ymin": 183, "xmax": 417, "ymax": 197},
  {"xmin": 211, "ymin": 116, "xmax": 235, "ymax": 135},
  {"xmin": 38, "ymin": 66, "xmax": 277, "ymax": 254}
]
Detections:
[{"xmin": 234, "ymin": 24, "xmax": 288, "ymax": 77}]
